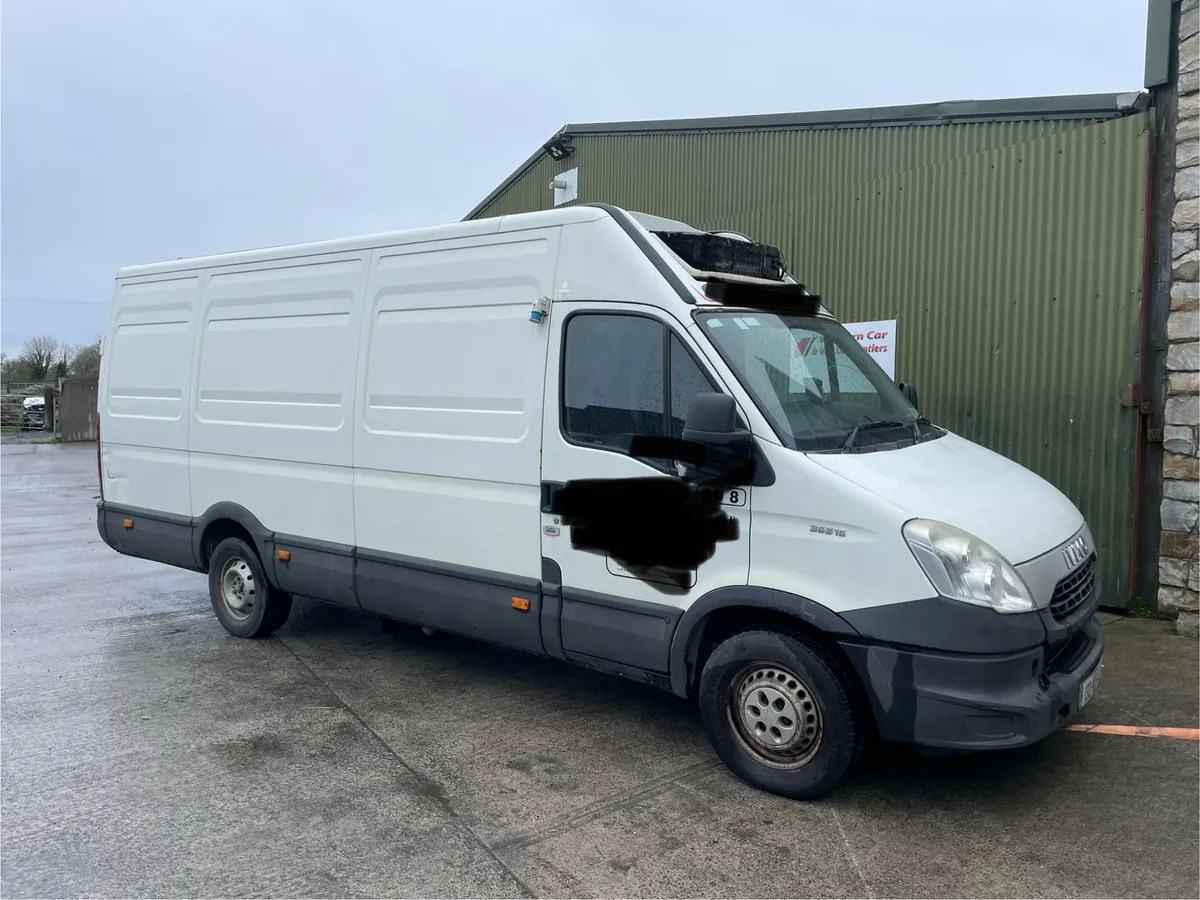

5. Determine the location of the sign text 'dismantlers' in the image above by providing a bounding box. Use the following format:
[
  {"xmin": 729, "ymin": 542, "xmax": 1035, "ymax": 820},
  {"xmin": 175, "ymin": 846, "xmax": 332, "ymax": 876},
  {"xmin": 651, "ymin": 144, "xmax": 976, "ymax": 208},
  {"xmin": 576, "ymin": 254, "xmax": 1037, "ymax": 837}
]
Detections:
[{"xmin": 794, "ymin": 319, "xmax": 898, "ymax": 380}]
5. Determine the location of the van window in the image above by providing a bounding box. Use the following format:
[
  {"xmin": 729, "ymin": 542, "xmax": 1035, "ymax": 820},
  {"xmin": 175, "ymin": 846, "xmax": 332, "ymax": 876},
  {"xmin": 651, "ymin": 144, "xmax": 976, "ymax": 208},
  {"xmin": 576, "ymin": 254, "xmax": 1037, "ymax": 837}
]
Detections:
[
  {"xmin": 697, "ymin": 311, "xmax": 925, "ymax": 452},
  {"xmin": 790, "ymin": 326, "xmax": 880, "ymax": 409},
  {"xmin": 562, "ymin": 313, "xmax": 717, "ymax": 457},
  {"xmin": 669, "ymin": 334, "xmax": 714, "ymax": 438}
]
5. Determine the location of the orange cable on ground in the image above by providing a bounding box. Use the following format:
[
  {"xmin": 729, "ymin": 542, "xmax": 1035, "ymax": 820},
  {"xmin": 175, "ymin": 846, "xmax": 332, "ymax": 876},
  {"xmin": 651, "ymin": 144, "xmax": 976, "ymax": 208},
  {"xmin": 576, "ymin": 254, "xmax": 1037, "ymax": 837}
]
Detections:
[{"xmin": 1064, "ymin": 724, "xmax": 1200, "ymax": 740}]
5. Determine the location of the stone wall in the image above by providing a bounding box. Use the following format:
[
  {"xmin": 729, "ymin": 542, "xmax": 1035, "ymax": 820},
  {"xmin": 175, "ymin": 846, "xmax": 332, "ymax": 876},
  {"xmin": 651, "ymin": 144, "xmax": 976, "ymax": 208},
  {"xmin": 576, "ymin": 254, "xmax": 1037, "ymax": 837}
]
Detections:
[{"xmin": 1161, "ymin": 0, "xmax": 1200, "ymax": 637}]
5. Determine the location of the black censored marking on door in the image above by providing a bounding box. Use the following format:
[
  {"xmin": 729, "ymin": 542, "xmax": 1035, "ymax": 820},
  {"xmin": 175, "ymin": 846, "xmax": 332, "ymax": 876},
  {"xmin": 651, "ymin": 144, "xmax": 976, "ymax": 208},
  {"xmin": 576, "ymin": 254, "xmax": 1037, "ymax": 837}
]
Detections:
[{"xmin": 546, "ymin": 435, "xmax": 758, "ymax": 594}]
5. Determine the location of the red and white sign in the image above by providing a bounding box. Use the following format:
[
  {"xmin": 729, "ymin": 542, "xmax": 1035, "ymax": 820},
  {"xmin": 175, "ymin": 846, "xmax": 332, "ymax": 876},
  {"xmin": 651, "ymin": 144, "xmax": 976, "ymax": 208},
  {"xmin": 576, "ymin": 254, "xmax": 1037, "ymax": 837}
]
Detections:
[
  {"xmin": 791, "ymin": 319, "xmax": 898, "ymax": 381},
  {"xmin": 842, "ymin": 319, "xmax": 897, "ymax": 379}
]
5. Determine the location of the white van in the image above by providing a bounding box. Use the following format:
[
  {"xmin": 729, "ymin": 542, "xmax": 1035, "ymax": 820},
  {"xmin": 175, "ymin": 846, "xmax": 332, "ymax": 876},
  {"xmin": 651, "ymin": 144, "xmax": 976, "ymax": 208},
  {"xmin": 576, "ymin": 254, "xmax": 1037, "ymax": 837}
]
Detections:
[{"xmin": 96, "ymin": 203, "xmax": 1103, "ymax": 799}]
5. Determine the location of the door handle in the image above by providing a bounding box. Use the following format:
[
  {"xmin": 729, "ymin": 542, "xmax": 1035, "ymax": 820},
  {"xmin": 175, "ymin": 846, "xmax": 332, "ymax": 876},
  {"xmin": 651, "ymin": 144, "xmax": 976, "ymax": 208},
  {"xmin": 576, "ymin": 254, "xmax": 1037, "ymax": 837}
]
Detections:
[{"xmin": 541, "ymin": 481, "xmax": 565, "ymax": 513}]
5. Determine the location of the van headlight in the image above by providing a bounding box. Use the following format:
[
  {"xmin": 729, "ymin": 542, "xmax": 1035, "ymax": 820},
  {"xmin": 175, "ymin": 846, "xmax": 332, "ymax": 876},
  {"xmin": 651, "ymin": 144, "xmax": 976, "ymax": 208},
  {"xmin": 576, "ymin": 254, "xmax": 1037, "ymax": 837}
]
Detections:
[{"xmin": 902, "ymin": 519, "xmax": 1035, "ymax": 614}]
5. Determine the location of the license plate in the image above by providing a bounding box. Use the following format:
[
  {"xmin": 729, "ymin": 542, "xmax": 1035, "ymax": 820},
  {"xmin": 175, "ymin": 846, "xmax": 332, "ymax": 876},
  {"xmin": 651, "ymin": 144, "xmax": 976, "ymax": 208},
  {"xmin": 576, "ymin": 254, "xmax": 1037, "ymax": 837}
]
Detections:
[{"xmin": 1079, "ymin": 660, "xmax": 1102, "ymax": 709}]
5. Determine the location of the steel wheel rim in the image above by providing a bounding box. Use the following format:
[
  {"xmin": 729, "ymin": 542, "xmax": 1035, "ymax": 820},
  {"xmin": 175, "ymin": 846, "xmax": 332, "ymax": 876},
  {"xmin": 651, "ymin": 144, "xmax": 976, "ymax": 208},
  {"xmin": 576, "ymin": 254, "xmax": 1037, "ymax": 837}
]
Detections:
[
  {"xmin": 728, "ymin": 662, "xmax": 823, "ymax": 768},
  {"xmin": 219, "ymin": 557, "xmax": 256, "ymax": 621}
]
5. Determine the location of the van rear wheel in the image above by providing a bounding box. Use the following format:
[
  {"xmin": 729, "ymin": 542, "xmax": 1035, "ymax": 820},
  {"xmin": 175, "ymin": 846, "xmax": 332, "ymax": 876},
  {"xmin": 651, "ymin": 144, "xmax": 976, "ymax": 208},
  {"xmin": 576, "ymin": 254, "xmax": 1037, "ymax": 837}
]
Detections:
[
  {"xmin": 697, "ymin": 628, "xmax": 864, "ymax": 800},
  {"xmin": 208, "ymin": 537, "xmax": 292, "ymax": 638}
]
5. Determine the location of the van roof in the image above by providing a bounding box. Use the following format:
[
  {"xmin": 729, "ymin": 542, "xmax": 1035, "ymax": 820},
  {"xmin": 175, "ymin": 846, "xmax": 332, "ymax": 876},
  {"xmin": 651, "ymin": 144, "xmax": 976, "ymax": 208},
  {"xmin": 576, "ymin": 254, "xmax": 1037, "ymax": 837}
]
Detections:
[{"xmin": 115, "ymin": 204, "xmax": 612, "ymax": 279}]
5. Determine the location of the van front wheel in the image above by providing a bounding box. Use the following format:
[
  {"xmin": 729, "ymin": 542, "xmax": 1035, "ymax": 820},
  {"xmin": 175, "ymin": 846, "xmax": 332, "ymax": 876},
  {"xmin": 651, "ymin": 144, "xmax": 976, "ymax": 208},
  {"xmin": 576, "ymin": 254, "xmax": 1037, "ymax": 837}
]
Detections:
[
  {"xmin": 697, "ymin": 628, "xmax": 864, "ymax": 800},
  {"xmin": 208, "ymin": 537, "xmax": 292, "ymax": 638}
]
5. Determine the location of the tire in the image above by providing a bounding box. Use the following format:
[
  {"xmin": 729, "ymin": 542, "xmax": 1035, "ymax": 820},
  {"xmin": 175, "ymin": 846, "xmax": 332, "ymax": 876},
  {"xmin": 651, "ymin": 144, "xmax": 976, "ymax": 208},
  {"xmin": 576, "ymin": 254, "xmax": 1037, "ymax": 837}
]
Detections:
[
  {"xmin": 697, "ymin": 628, "xmax": 865, "ymax": 801},
  {"xmin": 207, "ymin": 537, "xmax": 293, "ymax": 638}
]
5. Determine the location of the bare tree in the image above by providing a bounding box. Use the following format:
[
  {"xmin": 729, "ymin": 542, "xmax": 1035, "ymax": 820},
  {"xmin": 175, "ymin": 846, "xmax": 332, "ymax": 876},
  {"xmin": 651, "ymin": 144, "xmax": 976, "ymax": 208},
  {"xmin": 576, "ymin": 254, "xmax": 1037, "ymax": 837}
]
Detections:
[
  {"xmin": 1, "ymin": 353, "xmax": 31, "ymax": 383},
  {"xmin": 18, "ymin": 336, "xmax": 61, "ymax": 381},
  {"xmin": 69, "ymin": 339, "xmax": 102, "ymax": 379}
]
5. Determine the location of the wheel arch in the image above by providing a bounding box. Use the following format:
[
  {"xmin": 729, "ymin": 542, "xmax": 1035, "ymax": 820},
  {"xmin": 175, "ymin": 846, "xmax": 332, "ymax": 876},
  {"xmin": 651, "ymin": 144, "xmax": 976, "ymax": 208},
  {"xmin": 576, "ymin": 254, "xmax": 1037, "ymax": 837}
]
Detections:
[
  {"xmin": 669, "ymin": 587, "xmax": 863, "ymax": 700},
  {"xmin": 192, "ymin": 502, "xmax": 274, "ymax": 573}
]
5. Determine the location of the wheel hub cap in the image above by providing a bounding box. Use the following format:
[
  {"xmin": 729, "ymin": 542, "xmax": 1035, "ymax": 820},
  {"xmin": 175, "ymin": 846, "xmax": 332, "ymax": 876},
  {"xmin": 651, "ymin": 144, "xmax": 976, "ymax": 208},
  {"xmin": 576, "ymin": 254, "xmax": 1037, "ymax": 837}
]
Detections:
[
  {"xmin": 734, "ymin": 665, "xmax": 822, "ymax": 761},
  {"xmin": 220, "ymin": 559, "xmax": 256, "ymax": 618}
]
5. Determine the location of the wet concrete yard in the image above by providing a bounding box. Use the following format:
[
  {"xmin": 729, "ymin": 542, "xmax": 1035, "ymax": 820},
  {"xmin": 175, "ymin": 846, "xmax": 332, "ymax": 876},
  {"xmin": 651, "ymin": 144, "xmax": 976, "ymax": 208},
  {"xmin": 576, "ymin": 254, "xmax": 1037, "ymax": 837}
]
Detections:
[{"xmin": 2, "ymin": 441, "xmax": 1198, "ymax": 898}]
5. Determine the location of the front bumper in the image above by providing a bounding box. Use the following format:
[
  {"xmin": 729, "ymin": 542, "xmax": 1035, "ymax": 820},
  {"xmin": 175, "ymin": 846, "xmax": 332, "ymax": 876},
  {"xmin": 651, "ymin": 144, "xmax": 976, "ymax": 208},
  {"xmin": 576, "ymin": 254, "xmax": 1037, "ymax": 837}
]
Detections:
[{"xmin": 839, "ymin": 614, "xmax": 1105, "ymax": 750}]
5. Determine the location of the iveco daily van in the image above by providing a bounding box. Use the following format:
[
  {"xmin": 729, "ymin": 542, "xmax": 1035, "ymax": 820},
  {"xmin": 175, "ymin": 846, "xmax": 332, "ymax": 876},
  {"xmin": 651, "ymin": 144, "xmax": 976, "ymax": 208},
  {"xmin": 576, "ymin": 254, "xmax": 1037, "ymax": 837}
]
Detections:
[{"xmin": 96, "ymin": 203, "xmax": 1104, "ymax": 799}]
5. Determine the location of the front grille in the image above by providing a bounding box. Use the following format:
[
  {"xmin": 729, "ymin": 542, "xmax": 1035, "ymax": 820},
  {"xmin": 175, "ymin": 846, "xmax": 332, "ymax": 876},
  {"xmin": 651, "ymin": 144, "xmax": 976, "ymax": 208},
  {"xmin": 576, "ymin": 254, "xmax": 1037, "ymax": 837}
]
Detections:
[{"xmin": 1050, "ymin": 553, "xmax": 1097, "ymax": 621}]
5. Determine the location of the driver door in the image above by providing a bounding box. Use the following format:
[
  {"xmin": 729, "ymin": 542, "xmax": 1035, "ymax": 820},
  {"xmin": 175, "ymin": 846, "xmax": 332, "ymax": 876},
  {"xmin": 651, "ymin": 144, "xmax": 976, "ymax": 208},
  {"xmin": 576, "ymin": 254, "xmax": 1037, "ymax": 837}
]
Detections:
[{"xmin": 539, "ymin": 304, "xmax": 751, "ymax": 674}]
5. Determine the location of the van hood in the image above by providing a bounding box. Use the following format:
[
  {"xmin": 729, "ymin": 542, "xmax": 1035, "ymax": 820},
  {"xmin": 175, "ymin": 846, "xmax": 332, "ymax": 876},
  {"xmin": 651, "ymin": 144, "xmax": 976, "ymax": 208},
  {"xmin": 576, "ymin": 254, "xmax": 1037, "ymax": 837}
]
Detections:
[{"xmin": 807, "ymin": 431, "xmax": 1084, "ymax": 565}]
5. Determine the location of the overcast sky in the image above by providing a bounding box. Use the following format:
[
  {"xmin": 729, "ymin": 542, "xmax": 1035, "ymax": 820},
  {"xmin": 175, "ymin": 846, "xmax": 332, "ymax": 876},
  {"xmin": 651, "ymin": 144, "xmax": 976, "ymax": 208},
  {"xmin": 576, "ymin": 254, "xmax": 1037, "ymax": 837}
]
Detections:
[{"xmin": 1, "ymin": 0, "xmax": 1149, "ymax": 356}]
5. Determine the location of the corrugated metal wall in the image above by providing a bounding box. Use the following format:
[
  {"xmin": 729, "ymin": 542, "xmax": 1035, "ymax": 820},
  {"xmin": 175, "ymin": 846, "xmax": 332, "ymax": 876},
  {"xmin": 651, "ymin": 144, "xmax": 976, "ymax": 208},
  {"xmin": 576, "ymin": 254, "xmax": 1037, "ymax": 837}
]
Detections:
[
  {"xmin": 473, "ymin": 112, "xmax": 1150, "ymax": 606},
  {"xmin": 475, "ymin": 120, "xmax": 1094, "ymax": 223},
  {"xmin": 58, "ymin": 379, "xmax": 98, "ymax": 442}
]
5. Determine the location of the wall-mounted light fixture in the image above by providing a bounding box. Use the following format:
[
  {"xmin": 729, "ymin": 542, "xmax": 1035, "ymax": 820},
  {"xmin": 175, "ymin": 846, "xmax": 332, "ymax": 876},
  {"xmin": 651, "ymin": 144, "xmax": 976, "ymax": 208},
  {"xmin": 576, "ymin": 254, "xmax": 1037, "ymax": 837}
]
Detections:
[{"xmin": 543, "ymin": 134, "xmax": 574, "ymax": 161}]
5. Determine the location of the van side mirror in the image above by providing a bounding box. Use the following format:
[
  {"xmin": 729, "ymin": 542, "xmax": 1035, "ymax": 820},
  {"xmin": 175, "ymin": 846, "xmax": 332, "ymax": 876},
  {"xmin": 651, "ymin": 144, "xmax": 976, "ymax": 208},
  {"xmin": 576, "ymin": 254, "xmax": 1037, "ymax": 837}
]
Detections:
[
  {"xmin": 629, "ymin": 391, "xmax": 773, "ymax": 489},
  {"xmin": 681, "ymin": 393, "xmax": 738, "ymax": 445},
  {"xmin": 897, "ymin": 382, "xmax": 919, "ymax": 410}
]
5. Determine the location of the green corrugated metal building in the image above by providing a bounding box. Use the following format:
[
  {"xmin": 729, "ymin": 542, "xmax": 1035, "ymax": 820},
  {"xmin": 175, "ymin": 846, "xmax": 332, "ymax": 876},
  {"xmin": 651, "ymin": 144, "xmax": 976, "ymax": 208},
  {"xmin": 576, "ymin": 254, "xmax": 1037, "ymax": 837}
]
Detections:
[{"xmin": 466, "ymin": 93, "xmax": 1155, "ymax": 609}]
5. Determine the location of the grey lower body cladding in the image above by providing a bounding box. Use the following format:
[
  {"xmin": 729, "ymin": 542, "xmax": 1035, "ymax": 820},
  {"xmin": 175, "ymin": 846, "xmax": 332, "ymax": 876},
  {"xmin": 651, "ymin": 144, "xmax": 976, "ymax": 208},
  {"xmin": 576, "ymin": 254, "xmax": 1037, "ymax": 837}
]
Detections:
[
  {"xmin": 837, "ymin": 587, "xmax": 1106, "ymax": 750},
  {"xmin": 96, "ymin": 500, "xmax": 1105, "ymax": 751},
  {"xmin": 95, "ymin": 500, "xmax": 680, "ymax": 691},
  {"xmin": 97, "ymin": 502, "xmax": 200, "ymax": 572}
]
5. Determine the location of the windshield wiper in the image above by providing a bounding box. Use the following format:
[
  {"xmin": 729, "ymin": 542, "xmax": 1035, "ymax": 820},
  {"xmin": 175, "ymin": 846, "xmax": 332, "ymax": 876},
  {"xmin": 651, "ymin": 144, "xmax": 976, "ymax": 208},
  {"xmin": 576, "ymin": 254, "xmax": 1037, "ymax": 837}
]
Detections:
[{"xmin": 841, "ymin": 417, "xmax": 910, "ymax": 452}]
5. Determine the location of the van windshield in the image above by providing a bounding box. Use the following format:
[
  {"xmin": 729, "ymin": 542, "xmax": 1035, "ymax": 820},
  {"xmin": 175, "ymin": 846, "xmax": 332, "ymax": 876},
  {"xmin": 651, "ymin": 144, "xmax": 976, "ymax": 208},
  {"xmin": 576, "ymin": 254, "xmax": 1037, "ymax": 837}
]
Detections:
[{"xmin": 695, "ymin": 310, "xmax": 938, "ymax": 452}]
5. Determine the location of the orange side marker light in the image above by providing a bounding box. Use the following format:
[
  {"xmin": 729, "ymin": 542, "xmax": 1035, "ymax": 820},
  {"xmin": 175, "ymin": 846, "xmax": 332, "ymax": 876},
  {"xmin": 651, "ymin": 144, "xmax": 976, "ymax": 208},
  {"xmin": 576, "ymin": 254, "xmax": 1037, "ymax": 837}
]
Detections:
[
  {"xmin": 511, "ymin": 596, "xmax": 530, "ymax": 612},
  {"xmin": 277, "ymin": 549, "xmax": 291, "ymax": 562},
  {"xmin": 122, "ymin": 518, "xmax": 133, "ymax": 529}
]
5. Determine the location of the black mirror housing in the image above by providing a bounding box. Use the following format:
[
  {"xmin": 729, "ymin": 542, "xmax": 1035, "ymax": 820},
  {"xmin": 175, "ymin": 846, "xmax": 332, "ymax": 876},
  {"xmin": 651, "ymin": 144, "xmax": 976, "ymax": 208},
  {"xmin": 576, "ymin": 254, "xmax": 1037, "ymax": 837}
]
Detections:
[
  {"xmin": 628, "ymin": 390, "xmax": 776, "ymax": 489},
  {"xmin": 681, "ymin": 392, "xmax": 738, "ymax": 445},
  {"xmin": 897, "ymin": 382, "xmax": 919, "ymax": 411}
]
